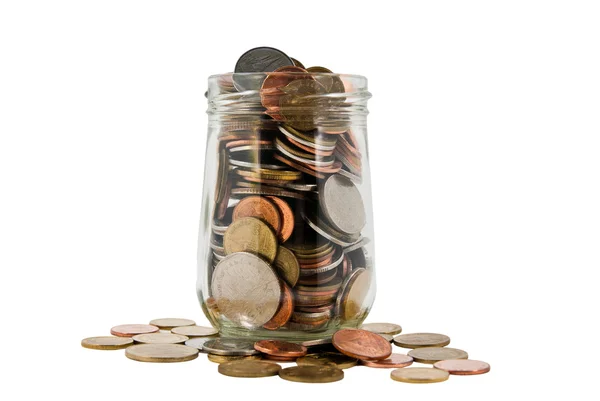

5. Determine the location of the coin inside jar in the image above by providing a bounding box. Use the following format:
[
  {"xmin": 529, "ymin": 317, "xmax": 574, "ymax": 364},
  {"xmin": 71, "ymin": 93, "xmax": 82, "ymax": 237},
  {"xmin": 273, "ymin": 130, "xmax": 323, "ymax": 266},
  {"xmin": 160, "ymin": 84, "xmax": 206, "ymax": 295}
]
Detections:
[
  {"xmin": 218, "ymin": 360, "xmax": 282, "ymax": 378},
  {"xmin": 390, "ymin": 367, "xmax": 449, "ymax": 384},
  {"xmin": 232, "ymin": 196, "xmax": 282, "ymax": 235},
  {"xmin": 262, "ymin": 282, "xmax": 294, "ymax": 330},
  {"xmin": 319, "ymin": 174, "xmax": 366, "ymax": 236},
  {"xmin": 408, "ymin": 347, "xmax": 468, "ymax": 364},
  {"xmin": 433, "ymin": 359, "xmax": 491, "ymax": 375},
  {"xmin": 254, "ymin": 340, "xmax": 307, "ymax": 357},
  {"xmin": 332, "ymin": 329, "xmax": 392, "ymax": 361},
  {"xmin": 223, "ymin": 217, "xmax": 278, "ymax": 263},
  {"xmin": 273, "ymin": 246, "xmax": 300, "ymax": 288},
  {"xmin": 393, "ymin": 333, "xmax": 451, "ymax": 349},
  {"xmin": 278, "ymin": 365, "xmax": 344, "ymax": 383}
]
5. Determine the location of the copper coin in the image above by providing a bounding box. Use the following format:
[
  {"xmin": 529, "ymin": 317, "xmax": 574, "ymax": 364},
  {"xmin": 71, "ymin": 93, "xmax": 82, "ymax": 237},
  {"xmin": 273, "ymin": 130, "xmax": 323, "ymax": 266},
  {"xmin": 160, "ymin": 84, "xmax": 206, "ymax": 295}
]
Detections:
[
  {"xmin": 225, "ymin": 139, "xmax": 272, "ymax": 149},
  {"xmin": 332, "ymin": 329, "xmax": 392, "ymax": 361},
  {"xmin": 433, "ymin": 359, "xmax": 491, "ymax": 375},
  {"xmin": 361, "ymin": 323, "xmax": 403, "ymax": 336},
  {"xmin": 149, "ymin": 318, "xmax": 195, "ymax": 330},
  {"xmin": 390, "ymin": 367, "xmax": 449, "ymax": 384},
  {"xmin": 265, "ymin": 196, "xmax": 294, "ymax": 243},
  {"xmin": 263, "ymin": 282, "xmax": 294, "ymax": 330},
  {"xmin": 110, "ymin": 324, "xmax": 159, "ymax": 337},
  {"xmin": 261, "ymin": 66, "xmax": 310, "ymax": 109},
  {"xmin": 263, "ymin": 354, "xmax": 298, "ymax": 362},
  {"xmin": 273, "ymin": 153, "xmax": 326, "ymax": 179},
  {"xmin": 393, "ymin": 333, "xmax": 451, "ymax": 349},
  {"xmin": 361, "ymin": 353, "xmax": 413, "ymax": 368},
  {"xmin": 232, "ymin": 196, "xmax": 281, "ymax": 235},
  {"xmin": 254, "ymin": 340, "xmax": 308, "ymax": 357},
  {"xmin": 408, "ymin": 347, "xmax": 468, "ymax": 364},
  {"xmin": 81, "ymin": 336, "xmax": 134, "ymax": 350}
]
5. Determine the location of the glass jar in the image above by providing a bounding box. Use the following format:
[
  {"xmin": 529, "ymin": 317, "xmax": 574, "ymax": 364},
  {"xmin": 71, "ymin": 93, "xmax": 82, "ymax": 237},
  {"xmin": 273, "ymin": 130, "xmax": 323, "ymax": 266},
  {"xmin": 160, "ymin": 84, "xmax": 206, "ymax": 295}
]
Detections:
[{"xmin": 197, "ymin": 71, "xmax": 375, "ymax": 342}]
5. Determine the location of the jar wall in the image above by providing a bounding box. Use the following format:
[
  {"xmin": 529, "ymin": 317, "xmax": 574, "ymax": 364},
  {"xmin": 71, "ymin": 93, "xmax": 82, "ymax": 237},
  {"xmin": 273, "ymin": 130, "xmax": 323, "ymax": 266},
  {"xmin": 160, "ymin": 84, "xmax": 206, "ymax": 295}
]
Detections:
[{"xmin": 197, "ymin": 73, "xmax": 375, "ymax": 341}]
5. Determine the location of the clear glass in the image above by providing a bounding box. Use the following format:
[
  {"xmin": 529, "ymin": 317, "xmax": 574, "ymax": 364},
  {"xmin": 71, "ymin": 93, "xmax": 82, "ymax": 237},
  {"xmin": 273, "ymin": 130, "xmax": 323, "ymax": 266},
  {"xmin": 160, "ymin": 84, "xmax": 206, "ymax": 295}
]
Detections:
[{"xmin": 197, "ymin": 72, "xmax": 375, "ymax": 342}]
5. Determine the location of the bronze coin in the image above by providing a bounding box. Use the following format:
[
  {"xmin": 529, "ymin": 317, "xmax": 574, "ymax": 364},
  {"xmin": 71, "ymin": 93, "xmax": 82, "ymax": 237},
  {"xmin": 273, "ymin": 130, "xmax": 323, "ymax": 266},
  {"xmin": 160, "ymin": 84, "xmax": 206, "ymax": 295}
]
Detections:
[
  {"xmin": 262, "ymin": 354, "xmax": 298, "ymax": 362},
  {"xmin": 361, "ymin": 323, "xmax": 403, "ymax": 336},
  {"xmin": 285, "ymin": 135, "xmax": 335, "ymax": 156},
  {"xmin": 393, "ymin": 333, "xmax": 451, "ymax": 349},
  {"xmin": 225, "ymin": 139, "xmax": 272, "ymax": 149},
  {"xmin": 110, "ymin": 324, "xmax": 159, "ymax": 337},
  {"xmin": 81, "ymin": 336, "xmax": 133, "ymax": 350},
  {"xmin": 408, "ymin": 347, "xmax": 468, "ymax": 364},
  {"xmin": 272, "ymin": 153, "xmax": 326, "ymax": 179},
  {"xmin": 279, "ymin": 365, "xmax": 344, "ymax": 383},
  {"xmin": 433, "ymin": 359, "xmax": 491, "ymax": 375},
  {"xmin": 390, "ymin": 367, "xmax": 449, "ymax": 384},
  {"xmin": 223, "ymin": 217, "xmax": 278, "ymax": 263},
  {"xmin": 149, "ymin": 318, "xmax": 195, "ymax": 330},
  {"xmin": 273, "ymin": 246, "xmax": 300, "ymax": 288},
  {"xmin": 261, "ymin": 66, "xmax": 310, "ymax": 109},
  {"xmin": 296, "ymin": 352, "xmax": 358, "ymax": 369},
  {"xmin": 218, "ymin": 360, "xmax": 282, "ymax": 378},
  {"xmin": 254, "ymin": 340, "xmax": 307, "ymax": 357},
  {"xmin": 231, "ymin": 186, "xmax": 305, "ymax": 200},
  {"xmin": 263, "ymin": 282, "xmax": 294, "ymax": 330},
  {"xmin": 232, "ymin": 196, "xmax": 282, "ymax": 235},
  {"xmin": 332, "ymin": 329, "xmax": 392, "ymax": 361},
  {"xmin": 361, "ymin": 353, "xmax": 413, "ymax": 368},
  {"xmin": 266, "ymin": 196, "xmax": 294, "ymax": 243}
]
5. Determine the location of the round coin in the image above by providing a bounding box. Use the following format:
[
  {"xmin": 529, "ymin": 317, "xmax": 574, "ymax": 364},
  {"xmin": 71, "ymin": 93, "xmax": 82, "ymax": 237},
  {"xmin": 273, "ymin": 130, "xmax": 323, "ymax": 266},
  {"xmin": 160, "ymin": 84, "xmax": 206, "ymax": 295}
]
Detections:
[
  {"xmin": 273, "ymin": 246, "xmax": 300, "ymax": 287},
  {"xmin": 125, "ymin": 344, "xmax": 199, "ymax": 363},
  {"xmin": 279, "ymin": 365, "xmax": 344, "ymax": 383},
  {"xmin": 218, "ymin": 360, "xmax": 281, "ymax": 378},
  {"xmin": 296, "ymin": 352, "xmax": 358, "ymax": 369},
  {"xmin": 263, "ymin": 282, "xmax": 294, "ymax": 330},
  {"xmin": 393, "ymin": 333, "xmax": 451, "ymax": 349},
  {"xmin": 211, "ymin": 253, "xmax": 281, "ymax": 328},
  {"xmin": 408, "ymin": 347, "xmax": 468, "ymax": 364},
  {"xmin": 433, "ymin": 359, "xmax": 491, "ymax": 375},
  {"xmin": 171, "ymin": 325, "xmax": 218, "ymax": 337},
  {"xmin": 254, "ymin": 340, "xmax": 307, "ymax": 357},
  {"xmin": 390, "ymin": 367, "xmax": 449, "ymax": 384},
  {"xmin": 235, "ymin": 47, "xmax": 294, "ymax": 73},
  {"xmin": 335, "ymin": 268, "xmax": 371, "ymax": 321},
  {"xmin": 320, "ymin": 174, "xmax": 366, "ymax": 236},
  {"xmin": 132, "ymin": 333, "xmax": 189, "ymax": 344},
  {"xmin": 81, "ymin": 336, "xmax": 133, "ymax": 350},
  {"xmin": 361, "ymin": 323, "xmax": 403, "ymax": 336},
  {"xmin": 266, "ymin": 196, "xmax": 294, "ymax": 242},
  {"xmin": 223, "ymin": 217, "xmax": 278, "ymax": 263},
  {"xmin": 184, "ymin": 337, "xmax": 213, "ymax": 352},
  {"xmin": 149, "ymin": 318, "xmax": 195, "ymax": 330},
  {"xmin": 110, "ymin": 324, "xmax": 159, "ymax": 337},
  {"xmin": 208, "ymin": 354, "xmax": 262, "ymax": 363},
  {"xmin": 332, "ymin": 329, "xmax": 392, "ymax": 361},
  {"xmin": 202, "ymin": 338, "xmax": 260, "ymax": 356},
  {"xmin": 232, "ymin": 196, "xmax": 282, "ymax": 237},
  {"xmin": 361, "ymin": 353, "xmax": 413, "ymax": 368}
]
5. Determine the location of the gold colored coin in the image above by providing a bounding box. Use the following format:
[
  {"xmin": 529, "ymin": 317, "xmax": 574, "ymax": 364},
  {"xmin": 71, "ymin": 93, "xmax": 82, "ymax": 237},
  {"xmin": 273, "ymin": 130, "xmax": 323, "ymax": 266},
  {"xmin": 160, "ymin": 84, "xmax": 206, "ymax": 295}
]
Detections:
[
  {"xmin": 125, "ymin": 344, "xmax": 199, "ymax": 363},
  {"xmin": 340, "ymin": 268, "xmax": 371, "ymax": 321},
  {"xmin": 223, "ymin": 217, "xmax": 278, "ymax": 263},
  {"xmin": 218, "ymin": 360, "xmax": 281, "ymax": 378},
  {"xmin": 408, "ymin": 347, "xmax": 468, "ymax": 364},
  {"xmin": 361, "ymin": 322, "xmax": 403, "ymax": 336},
  {"xmin": 149, "ymin": 318, "xmax": 196, "ymax": 330},
  {"xmin": 274, "ymin": 246, "xmax": 300, "ymax": 287},
  {"xmin": 393, "ymin": 333, "xmax": 451, "ymax": 349},
  {"xmin": 132, "ymin": 332, "xmax": 189, "ymax": 344},
  {"xmin": 171, "ymin": 325, "xmax": 218, "ymax": 337},
  {"xmin": 279, "ymin": 365, "xmax": 344, "ymax": 383},
  {"xmin": 296, "ymin": 352, "xmax": 358, "ymax": 369},
  {"xmin": 207, "ymin": 354, "xmax": 262, "ymax": 364},
  {"xmin": 81, "ymin": 336, "xmax": 133, "ymax": 350},
  {"xmin": 390, "ymin": 367, "xmax": 449, "ymax": 384}
]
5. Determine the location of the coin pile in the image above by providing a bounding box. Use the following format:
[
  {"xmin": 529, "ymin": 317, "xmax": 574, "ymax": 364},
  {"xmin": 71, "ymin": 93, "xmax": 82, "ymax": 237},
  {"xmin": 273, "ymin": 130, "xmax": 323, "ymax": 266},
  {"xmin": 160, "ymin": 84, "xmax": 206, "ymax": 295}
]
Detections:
[
  {"xmin": 206, "ymin": 47, "xmax": 372, "ymax": 334},
  {"xmin": 82, "ymin": 320, "xmax": 490, "ymax": 384}
]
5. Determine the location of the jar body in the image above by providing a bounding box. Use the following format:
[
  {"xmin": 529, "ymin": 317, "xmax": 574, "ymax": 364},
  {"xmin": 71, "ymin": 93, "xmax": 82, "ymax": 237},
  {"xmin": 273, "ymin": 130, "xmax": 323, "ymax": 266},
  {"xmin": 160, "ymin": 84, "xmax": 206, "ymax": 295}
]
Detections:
[{"xmin": 197, "ymin": 73, "xmax": 375, "ymax": 342}]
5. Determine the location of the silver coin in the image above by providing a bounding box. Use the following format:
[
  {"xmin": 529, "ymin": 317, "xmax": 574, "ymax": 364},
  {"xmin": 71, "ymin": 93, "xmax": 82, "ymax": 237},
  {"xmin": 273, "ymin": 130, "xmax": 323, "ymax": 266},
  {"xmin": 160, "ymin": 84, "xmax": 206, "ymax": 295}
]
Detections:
[
  {"xmin": 278, "ymin": 126, "xmax": 337, "ymax": 151},
  {"xmin": 408, "ymin": 347, "xmax": 468, "ymax": 364},
  {"xmin": 275, "ymin": 138, "xmax": 335, "ymax": 167},
  {"xmin": 299, "ymin": 338, "xmax": 333, "ymax": 347},
  {"xmin": 233, "ymin": 47, "xmax": 294, "ymax": 91},
  {"xmin": 335, "ymin": 150, "xmax": 361, "ymax": 176},
  {"xmin": 229, "ymin": 158, "xmax": 286, "ymax": 170},
  {"xmin": 334, "ymin": 267, "xmax": 366, "ymax": 317},
  {"xmin": 185, "ymin": 337, "xmax": 215, "ymax": 353},
  {"xmin": 202, "ymin": 338, "xmax": 260, "ymax": 356},
  {"xmin": 337, "ymin": 168, "xmax": 362, "ymax": 184},
  {"xmin": 320, "ymin": 175, "xmax": 366, "ymax": 236},
  {"xmin": 211, "ymin": 252, "xmax": 281, "ymax": 329},
  {"xmin": 228, "ymin": 144, "xmax": 275, "ymax": 153},
  {"xmin": 302, "ymin": 211, "xmax": 359, "ymax": 247},
  {"xmin": 213, "ymin": 252, "xmax": 226, "ymax": 261},
  {"xmin": 282, "ymin": 182, "xmax": 317, "ymax": 192},
  {"xmin": 343, "ymin": 237, "xmax": 370, "ymax": 254}
]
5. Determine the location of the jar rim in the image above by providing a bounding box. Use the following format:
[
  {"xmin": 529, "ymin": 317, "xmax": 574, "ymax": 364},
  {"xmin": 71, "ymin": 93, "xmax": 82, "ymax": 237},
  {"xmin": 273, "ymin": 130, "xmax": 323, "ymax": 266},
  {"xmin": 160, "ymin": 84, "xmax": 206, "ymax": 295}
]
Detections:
[{"xmin": 209, "ymin": 72, "xmax": 367, "ymax": 81}]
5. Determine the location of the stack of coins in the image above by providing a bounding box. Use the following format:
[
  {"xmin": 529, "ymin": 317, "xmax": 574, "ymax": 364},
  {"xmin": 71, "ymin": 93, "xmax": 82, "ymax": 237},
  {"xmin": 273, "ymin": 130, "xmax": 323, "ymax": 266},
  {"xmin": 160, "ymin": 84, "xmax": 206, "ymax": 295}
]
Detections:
[
  {"xmin": 82, "ymin": 322, "xmax": 490, "ymax": 384},
  {"xmin": 206, "ymin": 47, "xmax": 373, "ymax": 335}
]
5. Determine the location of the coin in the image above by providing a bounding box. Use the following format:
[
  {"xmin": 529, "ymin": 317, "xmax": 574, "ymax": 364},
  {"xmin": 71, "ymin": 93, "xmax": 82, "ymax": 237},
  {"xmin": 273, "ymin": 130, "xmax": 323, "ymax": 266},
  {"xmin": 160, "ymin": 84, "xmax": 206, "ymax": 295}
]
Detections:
[
  {"xmin": 81, "ymin": 336, "xmax": 133, "ymax": 350},
  {"xmin": 254, "ymin": 340, "xmax": 307, "ymax": 357},
  {"xmin": 291, "ymin": 57, "xmax": 305, "ymax": 69},
  {"xmin": 390, "ymin": 367, "xmax": 449, "ymax": 384},
  {"xmin": 361, "ymin": 323, "xmax": 403, "ymax": 336},
  {"xmin": 361, "ymin": 353, "xmax": 413, "ymax": 368},
  {"xmin": 336, "ymin": 268, "xmax": 371, "ymax": 321},
  {"xmin": 218, "ymin": 360, "xmax": 282, "ymax": 378},
  {"xmin": 266, "ymin": 196, "xmax": 294, "ymax": 242},
  {"xmin": 215, "ymin": 148, "xmax": 228, "ymax": 204},
  {"xmin": 223, "ymin": 217, "xmax": 278, "ymax": 263},
  {"xmin": 279, "ymin": 79, "xmax": 327, "ymax": 131},
  {"xmin": 273, "ymin": 246, "xmax": 299, "ymax": 287},
  {"xmin": 171, "ymin": 325, "xmax": 218, "ymax": 337},
  {"xmin": 231, "ymin": 187, "xmax": 305, "ymax": 200},
  {"xmin": 332, "ymin": 329, "xmax": 392, "ymax": 361},
  {"xmin": 207, "ymin": 354, "xmax": 262, "ymax": 363},
  {"xmin": 235, "ymin": 47, "xmax": 293, "ymax": 73},
  {"xmin": 379, "ymin": 334, "xmax": 394, "ymax": 342},
  {"xmin": 212, "ymin": 252, "xmax": 281, "ymax": 328},
  {"xmin": 184, "ymin": 337, "xmax": 213, "ymax": 351},
  {"xmin": 433, "ymin": 359, "xmax": 491, "ymax": 375},
  {"xmin": 132, "ymin": 333, "xmax": 189, "ymax": 344},
  {"xmin": 125, "ymin": 344, "xmax": 199, "ymax": 363},
  {"xmin": 408, "ymin": 347, "xmax": 468, "ymax": 364},
  {"xmin": 232, "ymin": 196, "xmax": 282, "ymax": 235},
  {"xmin": 279, "ymin": 365, "xmax": 344, "ymax": 383},
  {"xmin": 149, "ymin": 318, "xmax": 196, "ymax": 330},
  {"xmin": 296, "ymin": 352, "xmax": 358, "ymax": 369},
  {"xmin": 320, "ymin": 174, "xmax": 365, "ymax": 236},
  {"xmin": 202, "ymin": 338, "xmax": 260, "ymax": 356},
  {"xmin": 110, "ymin": 324, "xmax": 159, "ymax": 337},
  {"xmin": 261, "ymin": 66, "xmax": 310, "ymax": 110},
  {"xmin": 263, "ymin": 282, "xmax": 294, "ymax": 330},
  {"xmin": 263, "ymin": 354, "xmax": 298, "ymax": 362},
  {"xmin": 393, "ymin": 333, "xmax": 451, "ymax": 349}
]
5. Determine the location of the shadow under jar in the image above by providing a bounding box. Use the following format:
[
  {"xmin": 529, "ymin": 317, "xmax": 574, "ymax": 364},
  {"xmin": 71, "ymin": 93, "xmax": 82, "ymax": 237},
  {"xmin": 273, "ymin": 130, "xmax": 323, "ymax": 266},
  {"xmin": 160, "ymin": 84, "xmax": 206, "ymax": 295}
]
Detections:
[{"xmin": 197, "ymin": 72, "xmax": 375, "ymax": 342}]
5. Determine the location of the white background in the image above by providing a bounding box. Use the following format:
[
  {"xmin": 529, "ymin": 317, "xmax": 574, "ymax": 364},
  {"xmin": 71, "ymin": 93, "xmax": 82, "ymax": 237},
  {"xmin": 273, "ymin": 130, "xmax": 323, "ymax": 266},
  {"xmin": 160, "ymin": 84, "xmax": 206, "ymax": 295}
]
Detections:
[{"xmin": 1, "ymin": 1, "xmax": 599, "ymax": 400}]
